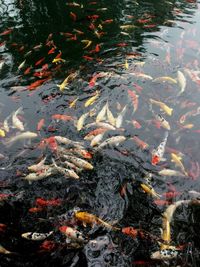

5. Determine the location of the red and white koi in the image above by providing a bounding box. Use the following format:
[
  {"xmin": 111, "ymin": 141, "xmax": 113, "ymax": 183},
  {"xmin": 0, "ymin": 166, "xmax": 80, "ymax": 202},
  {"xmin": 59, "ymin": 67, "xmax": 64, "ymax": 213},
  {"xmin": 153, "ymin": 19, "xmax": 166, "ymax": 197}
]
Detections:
[{"xmin": 151, "ymin": 132, "xmax": 169, "ymax": 165}]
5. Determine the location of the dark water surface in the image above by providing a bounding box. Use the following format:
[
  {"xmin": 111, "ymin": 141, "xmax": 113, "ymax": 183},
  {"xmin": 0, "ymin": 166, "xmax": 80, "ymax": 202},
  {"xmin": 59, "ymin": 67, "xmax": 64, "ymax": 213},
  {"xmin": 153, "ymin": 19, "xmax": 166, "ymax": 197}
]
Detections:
[{"xmin": 1, "ymin": 0, "xmax": 200, "ymax": 266}]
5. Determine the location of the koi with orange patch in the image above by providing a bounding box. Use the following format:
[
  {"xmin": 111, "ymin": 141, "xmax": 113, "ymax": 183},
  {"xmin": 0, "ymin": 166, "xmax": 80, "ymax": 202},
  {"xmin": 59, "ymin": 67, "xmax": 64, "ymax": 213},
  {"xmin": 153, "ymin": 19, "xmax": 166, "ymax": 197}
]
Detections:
[
  {"xmin": 83, "ymin": 55, "xmax": 94, "ymax": 61},
  {"xmin": 84, "ymin": 128, "xmax": 108, "ymax": 140},
  {"xmin": 151, "ymin": 131, "xmax": 168, "ymax": 165},
  {"xmin": 51, "ymin": 114, "xmax": 74, "ymax": 122},
  {"xmin": 48, "ymin": 47, "xmax": 56, "ymax": 54},
  {"xmin": 131, "ymin": 136, "xmax": 149, "ymax": 150},
  {"xmin": 67, "ymin": 148, "xmax": 93, "ymax": 159},
  {"xmin": 37, "ymin": 118, "xmax": 45, "ymax": 131},
  {"xmin": 27, "ymin": 78, "xmax": 49, "ymax": 90},
  {"xmin": 74, "ymin": 211, "xmax": 120, "ymax": 230},
  {"xmin": 128, "ymin": 90, "xmax": 139, "ymax": 112}
]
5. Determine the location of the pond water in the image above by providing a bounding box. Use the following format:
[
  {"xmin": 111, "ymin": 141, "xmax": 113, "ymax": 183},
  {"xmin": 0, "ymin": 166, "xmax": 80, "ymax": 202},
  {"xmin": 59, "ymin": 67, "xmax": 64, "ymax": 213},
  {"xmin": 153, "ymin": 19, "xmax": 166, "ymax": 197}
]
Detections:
[{"xmin": 1, "ymin": 0, "xmax": 200, "ymax": 266}]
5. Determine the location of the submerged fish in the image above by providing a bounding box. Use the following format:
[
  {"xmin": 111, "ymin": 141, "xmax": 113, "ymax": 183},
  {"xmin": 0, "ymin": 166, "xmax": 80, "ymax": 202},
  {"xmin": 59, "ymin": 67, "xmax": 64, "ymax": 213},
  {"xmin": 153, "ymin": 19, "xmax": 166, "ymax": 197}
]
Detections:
[
  {"xmin": 97, "ymin": 135, "xmax": 126, "ymax": 149},
  {"xmin": 171, "ymin": 153, "xmax": 188, "ymax": 175},
  {"xmin": 115, "ymin": 105, "xmax": 127, "ymax": 128},
  {"xmin": 5, "ymin": 131, "xmax": 38, "ymax": 146},
  {"xmin": 141, "ymin": 183, "xmax": 161, "ymax": 199},
  {"xmin": 96, "ymin": 103, "xmax": 107, "ymax": 122},
  {"xmin": 158, "ymin": 169, "xmax": 186, "ymax": 177},
  {"xmin": 59, "ymin": 226, "xmax": 87, "ymax": 243},
  {"xmin": 12, "ymin": 107, "xmax": 24, "ymax": 131},
  {"xmin": 74, "ymin": 211, "xmax": 120, "ymax": 230},
  {"xmin": 151, "ymin": 132, "xmax": 168, "ymax": 165},
  {"xmin": 63, "ymin": 155, "xmax": 93, "ymax": 170},
  {"xmin": 150, "ymin": 99, "xmax": 173, "ymax": 116},
  {"xmin": 77, "ymin": 112, "xmax": 89, "ymax": 131},
  {"xmin": 153, "ymin": 76, "xmax": 177, "ymax": 84},
  {"xmin": 21, "ymin": 231, "xmax": 53, "ymax": 241},
  {"xmin": 177, "ymin": 70, "xmax": 186, "ymax": 95}
]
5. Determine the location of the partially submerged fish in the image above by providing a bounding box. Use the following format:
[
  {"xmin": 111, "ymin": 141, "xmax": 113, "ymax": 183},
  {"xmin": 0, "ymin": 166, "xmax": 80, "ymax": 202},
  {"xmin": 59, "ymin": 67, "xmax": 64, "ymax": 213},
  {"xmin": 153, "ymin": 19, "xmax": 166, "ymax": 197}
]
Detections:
[
  {"xmin": 12, "ymin": 107, "xmax": 24, "ymax": 131},
  {"xmin": 177, "ymin": 70, "xmax": 186, "ymax": 95}
]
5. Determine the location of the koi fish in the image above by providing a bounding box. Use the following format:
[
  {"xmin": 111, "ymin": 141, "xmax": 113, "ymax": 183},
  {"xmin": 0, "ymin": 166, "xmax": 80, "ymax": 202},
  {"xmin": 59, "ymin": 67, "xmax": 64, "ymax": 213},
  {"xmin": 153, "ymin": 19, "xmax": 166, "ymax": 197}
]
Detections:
[
  {"xmin": 84, "ymin": 91, "xmax": 99, "ymax": 107},
  {"xmin": 59, "ymin": 226, "xmax": 87, "ymax": 243},
  {"xmin": 151, "ymin": 248, "xmax": 178, "ymax": 260},
  {"xmin": 28, "ymin": 78, "xmax": 49, "ymax": 90},
  {"xmin": 158, "ymin": 169, "xmax": 186, "ymax": 177},
  {"xmin": 12, "ymin": 107, "xmax": 24, "ymax": 131},
  {"xmin": 171, "ymin": 153, "xmax": 188, "ymax": 175},
  {"xmin": 0, "ymin": 129, "xmax": 5, "ymax": 137},
  {"xmin": 84, "ymin": 128, "xmax": 108, "ymax": 140},
  {"xmin": 81, "ymin": 40, "xmax": 92, "ymax": 49},
  {"xmin": 37, "ymin": 118, "xmax": 45, "ymax": 131},
  {"xmin": 131, "ymin": 136, "xmax": 149, "ymax": 150},
  {"xmin": 21, "ymin": 231, "xmax": 53, "ymax": 241},
  {"xmin": 67, "ymin": 148, "xmax": 92, "ymax": 159},
  {"xmin": 106, "ymin": 104, "xmax": 116, "ymax": 126},
  {"xmin": 153, "ymin": 76, "xmax": 177, "ymax": 84},
  {"xmin": 18, "ymin": 60, "xmax": 26, "ymax": 70},
  {"xmin": 63, "ymin": 155, "xmax": 93, "ymax": 170},
  {"xmin": 0, "ymin": 244, "xmax": 13, "ymax": 255},
  {"xmin": 5, "ymin": 131, "xmax": 38, "ymax": 147},
  {"xmin": 52, "ymin": 114, "xmax": 74, "ymax": 122},
  {"xmin": 52, "ymin": 159, "xmax": 79, "ymax": 179},
  {"xmin": 23, "ymin": 167, "xmax": 56, "ymax": 182},
  {"xmin": 35, "ymin": 198, "xmax": 62, "ymax": 207},
  {"xmin": 177, "ymin": 70, "xmax": 186, "ymax": 95},
  {"xmin": 90, "ymin": 133, "xmax": 105, "ymax": 147},
  {"xmin": 74, "ymin": 211, "xmax": 120, "ymax": 230},
  {"xmin": 85, "ymin": 122, "xmax": 116, "ymax": 130},
  {"xmin": 151, "ymin": 132, "xmax": 168, "ymax": 165},
  {"xmin": 96, "ymin": 103, "xmax": 107, "ymax": 122},
  {"xmin": 57, "ymin": 72, "xmax": 78, "ymax": 91},
  {"xmin": 128, "ymin": 90, "xmax": 139, "ymax": 113},
  {"xmin": 77, "ymin": 112, "xmax": 89, "ymax": 131},
  {"xmin": 97, "ymin": 136, "xmax": 126, "ymax": 150},
  {"xmin": 161, "ymin": 217, "xmax": 171, "ymax": 249},
  {"xmin": 122, "ymin": 227, "xmax": 138, "ymax": 239},
  {"xmin": 115, "ymin": 105, "xmax": 127, "ymax": 128},
  {"xmin": 120, "ymin": 25, "xmax": 137, "ymax": 30},
  {"xmin": 140, "ymin": 183, "xmax": 161, "ymax": 198},
  {"xmin": 154, "ymin": 113, "xmax": 171, "ymax": 130},
  {"xmin": 52, "ymin": 58, "xmax": 66, "ymax": 64},
  {"xmin": 150, "ymin": 99, "xmax": 173, "ymax": 116},
  {"xmin": 54, "ymin": 136, "xmax": 83, "ymax": 148},
  {"xmin": 28, "ymin": 157, "xmax": 47, "ymax": 172}
]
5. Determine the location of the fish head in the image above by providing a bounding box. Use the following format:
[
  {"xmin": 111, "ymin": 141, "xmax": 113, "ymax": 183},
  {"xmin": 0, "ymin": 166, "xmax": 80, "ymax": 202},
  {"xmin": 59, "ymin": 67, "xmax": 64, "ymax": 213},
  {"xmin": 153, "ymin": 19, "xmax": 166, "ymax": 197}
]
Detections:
[{"xmin": 151, "ymin": 154, "xmax": 160, "ymax": 165}]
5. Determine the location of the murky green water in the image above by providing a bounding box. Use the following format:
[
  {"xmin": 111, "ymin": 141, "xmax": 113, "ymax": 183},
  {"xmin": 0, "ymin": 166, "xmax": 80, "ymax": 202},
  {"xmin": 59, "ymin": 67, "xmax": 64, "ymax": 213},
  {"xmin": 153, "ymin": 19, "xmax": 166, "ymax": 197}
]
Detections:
[{"xmin": 1, "ymin": 0, "xmax": 200, "ymax": 266}]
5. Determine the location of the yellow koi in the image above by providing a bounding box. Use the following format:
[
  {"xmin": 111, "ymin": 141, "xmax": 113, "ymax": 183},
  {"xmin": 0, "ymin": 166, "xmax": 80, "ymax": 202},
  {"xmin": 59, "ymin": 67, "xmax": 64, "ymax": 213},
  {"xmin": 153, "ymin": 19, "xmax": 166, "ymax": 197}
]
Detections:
[
  {"xmin": 57, "ymin": 72, "xmax": 78, "ymax": 91},
  {"xmin": 153, "ymin": 76, "xmax": 177, "ymax": 84},
  {"xmin": 77, "ymin": 112, "xmax": 89, "ymax": 131},
  {"xmin": 120, "ymin": 25, "xmax": 137, "ymax": 30},
  {"xmin": 171, "ymin": 153, "xmax": 188, "ymax": 175},
  {"xmin": 150, "ymin": 99, "xmax": 173, "ymax": 116},
  {"xmin": 52, "ymin": 58, "xmax": 66, "ymax": 64},
  {"xmin": 0, "ymin": 129, "xmax": 5, "ymax": 137},
  {"xmin": 84, "ymin": 91, "xmax": 99, "ymax": 107},
  {"xmin": 74, "ymin": 211, "xmax": 120, "ymax": 230},
  {"xmin": 125, "ymin": 60, "xmax": 129, "ymax": 69},
  {"xmin": 140, "ymin": 183, "xmax": 161, "ymax": 199},
  {"xmin": 161, "ymin": 217, "xmax": 171, "ymax": 250},
  {"xmin": 69, "ymin": 97, "xmax": 79, "ymax": 108},
  {"xmin": 81, "ymin": 40, "xmax": 92, "ymax": 49}
]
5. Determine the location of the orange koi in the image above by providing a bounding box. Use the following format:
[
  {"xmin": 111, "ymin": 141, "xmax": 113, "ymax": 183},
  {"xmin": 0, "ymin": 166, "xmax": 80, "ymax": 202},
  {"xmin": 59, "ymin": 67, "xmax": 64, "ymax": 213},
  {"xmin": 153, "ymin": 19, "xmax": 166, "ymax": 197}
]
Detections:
[
  {"xmin": 128, "ymin": 90, "xmax": 139, "ymax": 112},
  {"xmin": 37, "ymin": 119, "xmax": 45, "ymax": 131},
  {"xmin": 27, "ymin": 78, "xmax": 49, "ymax": 90},
  {"xmin": 102, "ymin": 19, "xmax": 113, "ymax": 24},
  {"xmin": 83, "ymin": 55, "xmax": 94, "ymax": 61},
  {"xmin": 154, "ymin": 200, "xmax": 171, "ymax": 206},
  {"xmin": 122, "ymin": 227, "xmax": 138, "ymax": 239},
  {"xmin": 51, "ymin": 114, "xmax": 74, "ymax": 121},
  {"xmin": 39, "ymin": 240, "xmax": 56, "ymax": 251},
  {"xmin": 24, "ymin": 67, "xmax": 32, "ymax": 75},
  {"xmin": 36, "ymin": 197, "xmax": 62, "ymax": 207},
  {"xmin": 87, "ymin": 15, "xmax": 99, "ymax": 20},
  {"xmin": 28, "ymin": 207, "xmax": 44, "ymax": 213},
  {"xmin": 133, "ymin": 83, "xmax": 143, "ymax": 93},
  {"xmin": 48, "ymin": 47, "xmax": 56, "ymax": 54},
  {"xmin": 35, "ymin": 57, "xmax": 45, "ymax": 66},
  {"xmin": 131, "ymin": 136, "xmax": 149, "ymax": 150},
  {"xmin": 70, "ymin": 12, "xmax": 77, "ymax": 21},
  {"xmin": 0, "ymin": 29, "xmax": 13, "ymax": 36}
]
